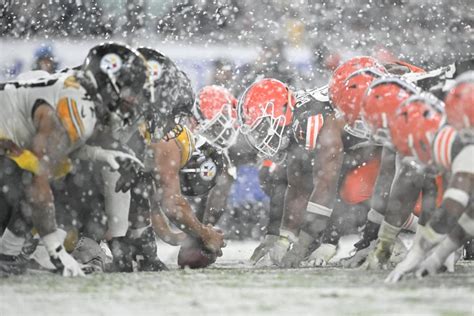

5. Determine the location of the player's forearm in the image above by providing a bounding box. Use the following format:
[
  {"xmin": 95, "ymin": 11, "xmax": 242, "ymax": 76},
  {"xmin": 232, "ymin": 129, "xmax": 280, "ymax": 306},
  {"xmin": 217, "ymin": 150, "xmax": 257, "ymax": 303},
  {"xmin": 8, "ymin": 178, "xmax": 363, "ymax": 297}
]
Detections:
[
  {"xmin": 161, "ymin": 194, "xmax": 206, "ymax": 239},
  {"xmin": 429, "ymin": 173, "xmax": 471, "ymax": 234},
  {"xmin": 202, "ymin": 173, "xmax": 233, "ymax": 225},
  {"xmin": 151, "ymin": 212, "xmax": 186, "ymax": 246},
  {"xmin": 27, "ymin": 175, "xmax": 57, "ymax": 236},
  {"xmin": 369, "ymin": 146, "xmax": 397, "ymax": 215},
  {"xmin": 280, "ymin": 186, "xmax": 310, "ymax": 235}
]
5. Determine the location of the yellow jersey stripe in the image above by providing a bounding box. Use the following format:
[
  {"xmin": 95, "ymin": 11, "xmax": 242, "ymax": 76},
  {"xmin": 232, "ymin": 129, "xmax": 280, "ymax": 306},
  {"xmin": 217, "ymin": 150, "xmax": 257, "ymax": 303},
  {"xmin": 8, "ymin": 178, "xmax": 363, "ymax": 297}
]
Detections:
[
  {"xmin": 70, "ymin": 99, "xmax": 85, "ymax": 136},
  {"xmin": 57, "ymin": 98, "xmax": 80, "ymax": 143}
]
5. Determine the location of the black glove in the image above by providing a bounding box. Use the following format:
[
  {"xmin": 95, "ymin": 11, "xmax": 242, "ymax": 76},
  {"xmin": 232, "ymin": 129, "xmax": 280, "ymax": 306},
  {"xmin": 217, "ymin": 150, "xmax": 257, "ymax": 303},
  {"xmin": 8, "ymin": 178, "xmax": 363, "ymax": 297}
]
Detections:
[
  {"xmin": 114, "ymin": 158, "xmax": 152, "ymax": 194},
  {"xmin": 354, "ymin": 220, "xmax": 381, "ymax": 250}
]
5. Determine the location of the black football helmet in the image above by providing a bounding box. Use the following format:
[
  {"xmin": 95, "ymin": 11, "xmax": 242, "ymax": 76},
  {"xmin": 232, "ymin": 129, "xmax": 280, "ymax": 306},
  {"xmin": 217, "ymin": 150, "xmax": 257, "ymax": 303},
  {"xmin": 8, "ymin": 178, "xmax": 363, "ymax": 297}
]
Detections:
[
  {"xmin": 137, "ymin": 47, "xmax": 195, "ymax": 140},
  {"xmin": 82, "ymin": 42, "xmax": 150, "ymax": 127},
  {"xmin": 179, "ymin": 141, "xmax": 225, "ymax": 196}
]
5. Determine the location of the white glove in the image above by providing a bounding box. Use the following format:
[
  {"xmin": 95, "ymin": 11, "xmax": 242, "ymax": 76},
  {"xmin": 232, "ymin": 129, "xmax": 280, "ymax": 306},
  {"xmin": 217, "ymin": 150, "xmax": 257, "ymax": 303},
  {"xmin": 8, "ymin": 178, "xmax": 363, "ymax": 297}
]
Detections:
[
  {"xmin": 250, "ymin": 235, "xmax": 279, "ymax": 264},
  {"xmin": 42, "ymin": 230, "xmax": 85, "ymax": 277},
  {"xmin": 269, "ymin": 236, "xmax": 291, "ymax": 265},
  {"xmin": 304, "ymin": 243, "xmax": 337, "ymax": 267},
  {"xmin": 385, "ymin": 225, "xmax": 445, "ymax": 283},
  {"xmin": 415, "ymin": 253, "xmax": 443, "ymax": 279},
  {"xmin": 341, "ymin": 240, "xmax": 377, "ymax": 268},
  {"xmin": 360, "ymin": 239, "xmax": 394, "ymax": 270},
  {"xmin": 415, "ymin": 236, "xmax": 461, "ymax": 279},
  {"xmin": 281, "ymin": 231, "xmax": 315, "ymax": 268},
  {"xmin": 73, "ymin": 145, "xmax": 144, "ymax": 171},
  {"xmin": 418, "ymin": 249, "xmax": 460, "ymax": 276},
  {"xmin": 385, "ymin": 244, "xmax": 426, "ymax": 283}
]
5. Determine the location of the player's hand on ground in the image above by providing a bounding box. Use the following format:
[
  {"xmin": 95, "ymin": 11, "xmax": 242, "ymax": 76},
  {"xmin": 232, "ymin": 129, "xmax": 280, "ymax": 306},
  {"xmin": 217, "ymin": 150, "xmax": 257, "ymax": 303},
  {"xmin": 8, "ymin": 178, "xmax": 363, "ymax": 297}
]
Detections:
[
  {"xmin": 415, "ymin": 253, "xmax": 443, "ymax": 279},
  {"xmin": 281, "ymin": 231, "xmax": 316, "ymax": 268},
  {"xmin": 304, "ymin": 243, "xmax": 337, "ymax": 267},
  {"xmin": 51, "ymin": 248, "xmax": 85, "ymax": 277},
  {"xmin": 341, "ymin": 240, "xmax": 376, "ymax": 268},
  {"xmin": 280, "ymin": 244, "xmax": 305, "ymax": 268},
  {"xmin": 43, "ymin": 230, "xmax": 85, "ymax": 277},
  {"xmin": 384, "ymin": 246, "xmax": 426, "ymax": 283},
  {"xmin": 360, "ymin": 239, "xmax": 392, "ymax": 270},
  {"xmin": 201, "ymin": 224, "xmax": 225, "ymax": 256},
  {"xmin": 269, "ymin": 236, "xmax": 291, "ymax": 266},
  {"xmin": 250, "ymin": 234, "xmax": 278, "ymax": 264}
]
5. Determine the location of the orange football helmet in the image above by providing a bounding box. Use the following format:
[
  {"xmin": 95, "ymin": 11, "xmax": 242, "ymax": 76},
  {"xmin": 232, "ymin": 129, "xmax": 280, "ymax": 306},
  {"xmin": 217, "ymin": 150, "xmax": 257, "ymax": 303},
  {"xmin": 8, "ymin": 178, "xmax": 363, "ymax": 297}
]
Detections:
[
  {"xmin": 444, "ymin": 71, "xmax": 474, "ymax": 131},
  {"xmin": 390, "ymin": 93, "xmax": 444, "ymax": 164},
  {"xmin": 193, "ymin": 85, "xmax": 238, "ymax": 150},
  {"xmin": 329, "ymin": 56, "xmax": 386, "ymax": 124},
  {"xmin": 238, "ymin": 78, "xmax": 295, "ymax": 157},
  {"xmin": 361, "ymin": 76, "xmax": 420, "ymax": 143}
]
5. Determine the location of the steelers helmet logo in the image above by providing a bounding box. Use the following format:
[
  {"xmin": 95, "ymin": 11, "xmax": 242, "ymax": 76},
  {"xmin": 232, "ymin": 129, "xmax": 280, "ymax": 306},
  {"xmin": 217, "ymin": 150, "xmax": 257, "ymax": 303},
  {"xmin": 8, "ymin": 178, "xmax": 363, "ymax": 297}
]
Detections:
[
  {"xmin": 148, "ymin": 60, "xmax": 163, "ymax": 81},
  {"xmin": 100, "ymin": 53, "xmax": 123, "ymax": 74},
  {"xmin": 199, "ymin": 159, "xmax": 217, "ymax": 181}
]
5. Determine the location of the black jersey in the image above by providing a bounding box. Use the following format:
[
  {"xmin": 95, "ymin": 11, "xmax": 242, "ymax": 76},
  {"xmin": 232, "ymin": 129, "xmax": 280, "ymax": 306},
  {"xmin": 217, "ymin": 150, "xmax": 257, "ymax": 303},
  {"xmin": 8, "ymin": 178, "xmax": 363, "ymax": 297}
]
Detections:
[
  {"xmin": 291, "ymin": 85, "xmax": 333, "ymax": 151},
  {"xmin": 291, "ymin": 85, "xmax": 371, "ymax": 153},
  {"xmin": 404, "ymin": 58, "xmax": 474, "ymax": 99}
]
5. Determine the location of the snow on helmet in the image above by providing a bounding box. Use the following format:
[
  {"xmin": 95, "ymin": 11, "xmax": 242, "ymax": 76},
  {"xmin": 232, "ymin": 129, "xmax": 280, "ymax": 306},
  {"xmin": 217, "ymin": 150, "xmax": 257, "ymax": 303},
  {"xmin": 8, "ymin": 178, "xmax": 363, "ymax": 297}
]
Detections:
[
  {"xmin": 444, "ymin": 71, "xmax": 474, "ymax": 131},
  {"xmin": 238, "ymin": 78, "xmax": 295, "ymax": 157},
  {"xmin": 361, "ymin": 76, "xmax": 420, "ymax": 144},
  {"xmin": 390, "ymin": 93, "xmax": 444, "ymax": 164},
  {"xmin": 193, "ymin": 85, "xmax": 238, "ymax": 150}
]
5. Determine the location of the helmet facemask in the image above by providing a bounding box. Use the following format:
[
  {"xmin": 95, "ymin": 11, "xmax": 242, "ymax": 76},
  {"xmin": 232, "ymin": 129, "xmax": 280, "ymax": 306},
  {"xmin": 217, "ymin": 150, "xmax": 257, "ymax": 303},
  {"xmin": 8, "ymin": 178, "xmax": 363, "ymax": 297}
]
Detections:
[
  {"xmin": 198, "ymin": 103, "xmax": 238, "ymax": 150},
  {"xmin": 240, "ymin": 101, "xmax": 289, "ymax": 157},
  {"xmin": 101, "ymin": 55, "xmax": 149, "ymax": 129},
  {"xmin": 343, "ymin": 118, "xmax": 371, "ymax": 140}
]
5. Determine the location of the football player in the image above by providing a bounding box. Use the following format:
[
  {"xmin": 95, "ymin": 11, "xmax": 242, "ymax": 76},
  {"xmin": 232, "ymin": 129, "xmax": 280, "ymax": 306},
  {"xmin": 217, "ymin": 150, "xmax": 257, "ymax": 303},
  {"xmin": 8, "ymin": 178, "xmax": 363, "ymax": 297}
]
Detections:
[
  {"xmin": 110, "ymin": 48, "xmax": 226, "ymax": 270},
  {"xmin": 386, "ymin": 71, "xmax": 474, "ymax": 281},
  {"xmin": 238, "ymin": 76, "xmax": 382, "ymax": 267},
  {"xmin": 329, "ymin": 58, "xmax": 444, "ymax": 269},
  {"xmin": 0, "ymin": 42, "xmax": 150, "ymax": 276},
  {"xmin": 344, "ymin": 60, "xmax": 474, "ymax": 269}
]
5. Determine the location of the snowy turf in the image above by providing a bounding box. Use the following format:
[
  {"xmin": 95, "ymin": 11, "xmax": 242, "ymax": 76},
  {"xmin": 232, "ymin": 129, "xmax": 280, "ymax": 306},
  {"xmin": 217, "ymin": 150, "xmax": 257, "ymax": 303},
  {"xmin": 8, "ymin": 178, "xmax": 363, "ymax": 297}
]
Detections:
[{"xmin": 1, "ymin": 238, "xmax": 473, "ymax": 316}]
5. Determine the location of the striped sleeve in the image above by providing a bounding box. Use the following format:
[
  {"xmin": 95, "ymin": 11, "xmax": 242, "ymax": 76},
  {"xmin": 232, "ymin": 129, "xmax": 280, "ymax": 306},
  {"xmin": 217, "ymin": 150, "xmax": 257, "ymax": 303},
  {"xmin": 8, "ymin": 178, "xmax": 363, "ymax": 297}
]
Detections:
[
  {"xmin": 432, "ymin": 125, "xmax": 457, "ymax": 170},
  {"xmin": 305, "ymin": 114, "xmax": 324, "ymax": 151},
  {"xmin": 56, "ymin": 97, "xmax": 86, "ymax": 144}
]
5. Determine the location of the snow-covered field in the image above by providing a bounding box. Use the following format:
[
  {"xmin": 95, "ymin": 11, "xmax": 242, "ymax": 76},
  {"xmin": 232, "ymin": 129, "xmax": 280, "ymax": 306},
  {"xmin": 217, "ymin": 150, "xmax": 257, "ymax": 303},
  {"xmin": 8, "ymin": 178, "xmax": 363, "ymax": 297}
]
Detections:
[{"xmin": 1, "ymin": 238, "xmax": 473, "ymax": 316}]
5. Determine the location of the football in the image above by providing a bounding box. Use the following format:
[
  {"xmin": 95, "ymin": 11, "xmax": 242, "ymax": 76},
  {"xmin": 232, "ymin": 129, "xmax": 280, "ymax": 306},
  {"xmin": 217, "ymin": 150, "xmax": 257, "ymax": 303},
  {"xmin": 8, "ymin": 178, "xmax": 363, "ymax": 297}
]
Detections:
[{"xmin": 177, "ymin": 239, "xmax": 218, "ymax": 269}]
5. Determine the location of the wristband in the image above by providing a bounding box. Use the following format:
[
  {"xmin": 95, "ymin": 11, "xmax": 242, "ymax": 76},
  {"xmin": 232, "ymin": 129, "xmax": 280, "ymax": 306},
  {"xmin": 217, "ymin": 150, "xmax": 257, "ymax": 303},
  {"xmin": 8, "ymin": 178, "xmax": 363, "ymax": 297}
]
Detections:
[
  {"xmin": 443, "ymin": 188, "xmax": 469, "ymax": 208},
  {"xmin": 306, "ymin": 202, "xmax": 332, "ymax": 217},
  {"xmin": 367, "ymin": 208, "xmax": 385, "ymax": 224}
]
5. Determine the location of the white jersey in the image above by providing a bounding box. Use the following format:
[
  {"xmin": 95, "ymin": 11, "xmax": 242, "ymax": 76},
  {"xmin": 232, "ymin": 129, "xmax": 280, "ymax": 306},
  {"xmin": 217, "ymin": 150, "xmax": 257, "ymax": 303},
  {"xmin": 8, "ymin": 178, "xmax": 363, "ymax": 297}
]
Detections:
[{"xmin": 0, "ymin": 71, "xmax": 97, "ymax": 152}]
